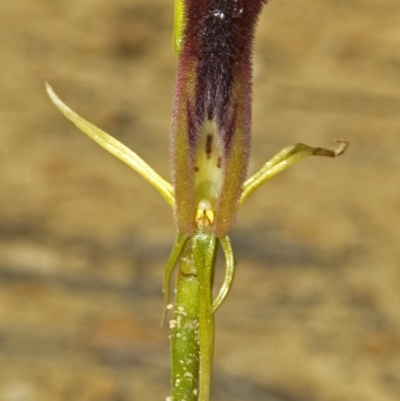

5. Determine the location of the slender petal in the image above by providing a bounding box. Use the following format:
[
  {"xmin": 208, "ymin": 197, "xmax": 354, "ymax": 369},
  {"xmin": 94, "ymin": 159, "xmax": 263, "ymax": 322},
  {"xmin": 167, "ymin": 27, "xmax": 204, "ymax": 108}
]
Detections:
[
  {"xmin": 240, "ymin": 140, "xmax": 349, "ymax": 205},
  {"xmin": 46, "ymin": 83, "xmax": 175, "ymax": 207}
]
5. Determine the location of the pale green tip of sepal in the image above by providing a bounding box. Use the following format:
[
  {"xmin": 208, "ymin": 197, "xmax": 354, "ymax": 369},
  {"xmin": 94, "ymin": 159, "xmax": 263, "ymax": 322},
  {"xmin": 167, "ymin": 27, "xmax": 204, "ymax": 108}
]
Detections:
[
  {"xmin": 45, "ymin": 82, "xmax": 175, "ymax": 208},
  {"xmin": 173, "ymin": 0, "xmax": 184, "ymax": 56}
]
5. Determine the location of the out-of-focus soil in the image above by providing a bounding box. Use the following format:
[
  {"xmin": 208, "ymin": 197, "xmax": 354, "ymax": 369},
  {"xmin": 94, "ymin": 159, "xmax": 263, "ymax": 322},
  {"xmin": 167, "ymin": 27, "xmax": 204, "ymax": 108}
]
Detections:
[{"xmin": 1, "ymin": 1, "xmax": 400, "ymax": 400}]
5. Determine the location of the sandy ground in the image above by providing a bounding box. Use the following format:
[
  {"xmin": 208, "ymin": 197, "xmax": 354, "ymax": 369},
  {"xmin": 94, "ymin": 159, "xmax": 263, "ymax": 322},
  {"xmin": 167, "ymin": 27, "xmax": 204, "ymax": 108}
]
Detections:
[{"xmin": 0, "ymin": 1, "xmax": 400, "ymax": 400}]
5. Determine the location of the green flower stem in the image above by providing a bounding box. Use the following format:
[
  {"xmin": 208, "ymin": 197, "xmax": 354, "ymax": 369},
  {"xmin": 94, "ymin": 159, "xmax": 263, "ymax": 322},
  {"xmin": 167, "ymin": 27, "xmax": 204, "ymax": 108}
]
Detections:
[
  {"xmin": 170, "ymin": 238, "xmax": 200, "ymax": 401},
  {"xmin": 192, "ymin": 232, "xmax": 216, "ymax": 401},
  {"xmin": 170, "ymin": 232, "xmax": 218, "ymax": 401},
  {"xmin": 170, "ymin": 232, "xmax": 230, "ymax": 401}
]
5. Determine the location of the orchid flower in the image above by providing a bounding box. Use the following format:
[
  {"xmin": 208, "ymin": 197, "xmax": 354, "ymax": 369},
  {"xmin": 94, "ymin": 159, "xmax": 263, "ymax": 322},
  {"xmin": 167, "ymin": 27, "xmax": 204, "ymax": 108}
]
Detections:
[{"xmin": 46, "ymin": 0, "xmax": 347, "ymax": 400}]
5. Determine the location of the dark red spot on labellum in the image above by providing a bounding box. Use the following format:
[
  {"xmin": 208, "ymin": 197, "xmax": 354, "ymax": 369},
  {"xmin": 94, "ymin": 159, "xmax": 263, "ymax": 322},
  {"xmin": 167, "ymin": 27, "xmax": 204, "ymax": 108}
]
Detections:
[{"xmin": 205, "ymin": 134, "xmax": 213, "ymax": 158}]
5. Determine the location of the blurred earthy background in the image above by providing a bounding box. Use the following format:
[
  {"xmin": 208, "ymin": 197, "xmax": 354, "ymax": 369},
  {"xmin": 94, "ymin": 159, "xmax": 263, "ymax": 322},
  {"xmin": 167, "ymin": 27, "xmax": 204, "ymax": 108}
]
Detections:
[{"xmin": 0, "ymin": 0, "xmax": 399, "ymax": 400}]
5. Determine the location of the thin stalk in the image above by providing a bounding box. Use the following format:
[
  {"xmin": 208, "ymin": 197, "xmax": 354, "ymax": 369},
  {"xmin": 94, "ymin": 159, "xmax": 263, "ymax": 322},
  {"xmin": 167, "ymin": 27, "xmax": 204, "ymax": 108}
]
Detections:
[
  {"xmin": 170, "ymin": 232, "xmax": 216, "ymax": 401},
  {"xmin": 170, "ymin": 239, "xmax": 200, "ymax": 401},
  {"xmin": 192, "ymin": 232, "xmax": 216, "ymax": 401}
]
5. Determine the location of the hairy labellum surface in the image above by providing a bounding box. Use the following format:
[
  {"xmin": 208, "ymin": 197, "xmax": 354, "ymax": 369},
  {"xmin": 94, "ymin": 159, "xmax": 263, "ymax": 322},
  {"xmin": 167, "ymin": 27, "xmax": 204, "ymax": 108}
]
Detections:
[{"xmin": 171, "ymin": 0, "xmax": 267, "ymax": 236}]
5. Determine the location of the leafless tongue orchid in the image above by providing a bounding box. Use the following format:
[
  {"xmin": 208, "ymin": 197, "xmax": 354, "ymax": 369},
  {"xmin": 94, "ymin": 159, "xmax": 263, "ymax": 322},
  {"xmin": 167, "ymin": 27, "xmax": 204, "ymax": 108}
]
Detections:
[{"xmin": 46, "ymin": 0, "xmax": 347, "ymax": 400}]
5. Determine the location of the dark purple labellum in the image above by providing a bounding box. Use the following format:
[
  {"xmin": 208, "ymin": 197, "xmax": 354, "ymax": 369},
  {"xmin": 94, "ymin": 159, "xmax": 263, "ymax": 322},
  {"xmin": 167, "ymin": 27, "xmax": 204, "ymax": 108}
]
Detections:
[{"xmin": 171, "ymin": 0, "xmax": 267, "ymax": 236}]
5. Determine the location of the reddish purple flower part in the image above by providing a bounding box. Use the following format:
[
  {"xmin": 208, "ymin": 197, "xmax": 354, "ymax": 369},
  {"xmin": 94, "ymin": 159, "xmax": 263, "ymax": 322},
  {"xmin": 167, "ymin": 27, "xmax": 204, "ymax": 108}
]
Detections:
[{"xmin": 171, "ymin": 0, "xmax": 267, "ymax": 237}]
